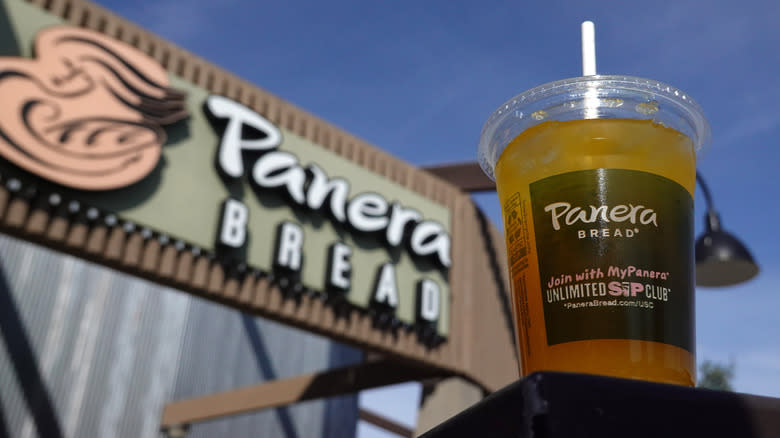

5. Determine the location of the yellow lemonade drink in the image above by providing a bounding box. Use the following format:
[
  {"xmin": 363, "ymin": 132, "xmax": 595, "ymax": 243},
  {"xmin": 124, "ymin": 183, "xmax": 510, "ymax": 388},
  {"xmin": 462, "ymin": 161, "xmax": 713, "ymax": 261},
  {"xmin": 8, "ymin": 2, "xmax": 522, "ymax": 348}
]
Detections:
[
  {"xmin": 496, "ymin": 119, "xmax": 696, "ymax": 386},
  {"xmin": 478, "ymin": 76, "xmax": 710, "ymax": 386}
]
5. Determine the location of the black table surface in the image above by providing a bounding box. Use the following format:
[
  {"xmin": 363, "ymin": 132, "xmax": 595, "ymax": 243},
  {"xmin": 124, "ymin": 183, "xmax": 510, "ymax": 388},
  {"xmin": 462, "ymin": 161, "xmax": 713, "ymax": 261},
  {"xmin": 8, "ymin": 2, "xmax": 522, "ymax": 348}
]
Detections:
[{"xmin": 419, "ymin": 372, "xmax": 780, "ymax": 438}]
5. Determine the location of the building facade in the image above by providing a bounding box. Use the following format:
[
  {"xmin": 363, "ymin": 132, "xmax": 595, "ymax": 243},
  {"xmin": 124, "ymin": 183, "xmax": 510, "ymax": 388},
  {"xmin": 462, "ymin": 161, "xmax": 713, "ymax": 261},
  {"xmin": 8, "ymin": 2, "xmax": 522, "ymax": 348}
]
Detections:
[{"xmin": 0, "ymin": 0, "xmax": 517, "ymax": 436}]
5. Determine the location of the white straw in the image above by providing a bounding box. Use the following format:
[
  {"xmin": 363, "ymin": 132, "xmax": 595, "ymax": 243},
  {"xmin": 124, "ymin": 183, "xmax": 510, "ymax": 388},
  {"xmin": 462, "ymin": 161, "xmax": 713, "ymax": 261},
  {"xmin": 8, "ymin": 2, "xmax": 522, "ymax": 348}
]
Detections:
[
  {"xmin": 581, "ymin": 21, "xmax": 598, "ymax": 118},
  {"xmin": 581, "ymin": 21, "xmax": 596, "ymax": 76}
]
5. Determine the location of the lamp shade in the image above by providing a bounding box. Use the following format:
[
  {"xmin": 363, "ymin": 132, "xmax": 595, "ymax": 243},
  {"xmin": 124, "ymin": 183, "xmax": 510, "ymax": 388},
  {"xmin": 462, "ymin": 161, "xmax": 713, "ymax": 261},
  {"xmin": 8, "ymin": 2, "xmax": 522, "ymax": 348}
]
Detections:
[{"xmin": 695, "ymin": 229, "xmax": 759, "ymax": 287}]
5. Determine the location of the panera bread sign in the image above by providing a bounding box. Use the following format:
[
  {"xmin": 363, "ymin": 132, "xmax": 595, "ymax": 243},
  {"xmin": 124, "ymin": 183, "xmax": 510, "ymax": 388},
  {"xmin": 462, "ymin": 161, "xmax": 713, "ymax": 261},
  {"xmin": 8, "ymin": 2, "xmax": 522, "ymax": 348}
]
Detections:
[{"xmin": 0, "ymin": 25, "xmax": 450, "ymax": 336}]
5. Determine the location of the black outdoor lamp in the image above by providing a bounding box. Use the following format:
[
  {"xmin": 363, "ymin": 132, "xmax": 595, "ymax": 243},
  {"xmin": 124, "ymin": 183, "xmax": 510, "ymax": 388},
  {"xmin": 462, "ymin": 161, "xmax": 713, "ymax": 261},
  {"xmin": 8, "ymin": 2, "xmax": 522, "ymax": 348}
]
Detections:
[{"xmin": 695, "ymin": 172, "xmax": 759, "ymax": 287}]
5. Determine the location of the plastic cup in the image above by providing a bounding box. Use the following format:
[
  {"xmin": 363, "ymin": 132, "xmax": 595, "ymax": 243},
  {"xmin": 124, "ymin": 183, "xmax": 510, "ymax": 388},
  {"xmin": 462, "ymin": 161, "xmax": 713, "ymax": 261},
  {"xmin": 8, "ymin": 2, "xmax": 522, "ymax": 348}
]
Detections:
[{"xmin": 478, "ymin": 75, "xmax": 710, "ymax": 386}]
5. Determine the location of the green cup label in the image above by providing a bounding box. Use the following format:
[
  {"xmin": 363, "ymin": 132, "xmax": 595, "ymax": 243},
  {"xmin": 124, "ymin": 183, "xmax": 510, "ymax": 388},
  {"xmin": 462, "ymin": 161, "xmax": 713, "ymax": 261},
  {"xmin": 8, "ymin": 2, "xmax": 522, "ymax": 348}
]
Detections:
[{"xmin": 530, "ymin": 169, "xmax": 694, "ymax": 351}]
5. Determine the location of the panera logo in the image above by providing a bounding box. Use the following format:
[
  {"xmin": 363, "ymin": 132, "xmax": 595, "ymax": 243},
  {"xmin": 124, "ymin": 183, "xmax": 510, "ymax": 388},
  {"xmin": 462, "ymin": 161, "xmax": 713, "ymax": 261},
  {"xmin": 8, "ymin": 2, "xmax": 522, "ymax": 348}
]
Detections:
[
  {"xmin": 544, "ymin": 202, "xmax": 659, "ymax": 231},
  {"xmin": 0, "ymin": 26, "xmax": 187, "ymax": 190}
]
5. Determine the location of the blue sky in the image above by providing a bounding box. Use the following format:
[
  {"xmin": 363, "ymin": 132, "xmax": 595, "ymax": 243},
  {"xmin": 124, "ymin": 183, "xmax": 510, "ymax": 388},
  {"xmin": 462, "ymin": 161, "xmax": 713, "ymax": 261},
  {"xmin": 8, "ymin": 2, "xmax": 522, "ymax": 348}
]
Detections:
[{"xmin": 92, "ymin": 0, "xmax": 780, "ymax": 435}]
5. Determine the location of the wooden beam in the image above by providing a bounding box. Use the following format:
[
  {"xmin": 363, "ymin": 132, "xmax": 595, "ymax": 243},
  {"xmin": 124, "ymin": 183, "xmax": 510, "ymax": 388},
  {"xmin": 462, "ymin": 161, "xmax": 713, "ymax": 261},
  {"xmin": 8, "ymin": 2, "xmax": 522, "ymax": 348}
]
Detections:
[
  {"xmin": 160, "ymin": 359, "xmax": 449, "ymax": 428},
  {"xmin": 360, "ymin": 408, "xmax": 415, "ymax": 438},
  {"xmin": 423, "ymin": 162, "xmax": 496, "ymax": 192}
]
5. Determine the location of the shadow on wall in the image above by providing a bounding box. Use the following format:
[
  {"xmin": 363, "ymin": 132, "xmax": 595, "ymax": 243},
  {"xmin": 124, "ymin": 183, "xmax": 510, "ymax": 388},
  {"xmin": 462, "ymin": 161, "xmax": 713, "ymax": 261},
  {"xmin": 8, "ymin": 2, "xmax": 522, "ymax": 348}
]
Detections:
[
  {"xmin": 0, "ymin": 401, "xmax": 8, "ymax": 438},
  {"xmin": 322, "ymin": 334, "xmax": 363, "ymax": 438},
  {"xmin": 240, "ymin": 315, "xmax": 363, "ymax": 438},
  {"xmin": 474, "ymin": 208, "xmax": 518, "ymax": 363},
  {"xmin": 240, "ymin": 315, "xmax": 301, "ymax": 438},
  {"xmin": 0, "ymin": 258, "xmax": 64, "ymax": 438}
]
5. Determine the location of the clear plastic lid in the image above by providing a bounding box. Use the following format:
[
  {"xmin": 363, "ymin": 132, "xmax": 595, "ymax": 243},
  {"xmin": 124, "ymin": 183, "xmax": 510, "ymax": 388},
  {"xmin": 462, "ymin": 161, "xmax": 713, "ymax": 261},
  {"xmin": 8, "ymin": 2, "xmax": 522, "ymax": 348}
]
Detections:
[{"xmin": 477, "ymin": 75, "xmax": 711, "ymax": 181}]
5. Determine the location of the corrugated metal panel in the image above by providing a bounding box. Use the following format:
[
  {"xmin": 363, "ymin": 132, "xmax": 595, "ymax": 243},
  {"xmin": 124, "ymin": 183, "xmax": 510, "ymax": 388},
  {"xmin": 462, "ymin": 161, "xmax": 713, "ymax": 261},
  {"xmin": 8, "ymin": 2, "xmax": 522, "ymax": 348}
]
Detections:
[{"xmin": 0, "ymin": 233, "xmax": 361, "ymax": 438}]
